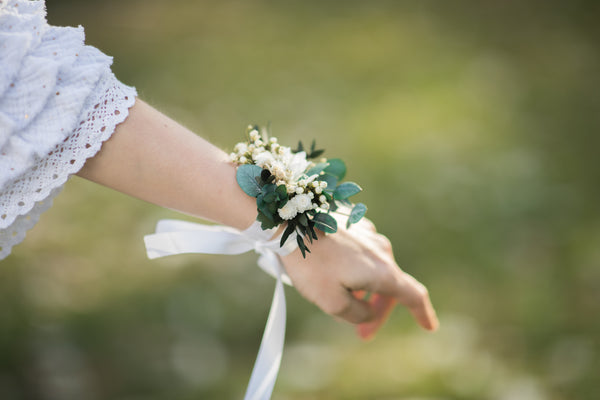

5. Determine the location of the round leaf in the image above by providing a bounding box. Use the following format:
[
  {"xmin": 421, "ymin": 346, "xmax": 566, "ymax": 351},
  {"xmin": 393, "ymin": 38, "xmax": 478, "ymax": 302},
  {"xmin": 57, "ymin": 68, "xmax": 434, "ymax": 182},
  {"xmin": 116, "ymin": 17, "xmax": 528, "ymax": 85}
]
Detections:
[
  {"xmin": 333, "ymin": 182, "xmax": 362, "ymax": 200},
  {"xmin": 347, "ymin": 203, "xmax": 367, "ymax": 228},
  {"xmin": 236, "ymin": 164, "xmax": 263, "ymax": 197},
  {"xmin": 324, "ymin": 158, "xmax": 346, "ymax": 180}
]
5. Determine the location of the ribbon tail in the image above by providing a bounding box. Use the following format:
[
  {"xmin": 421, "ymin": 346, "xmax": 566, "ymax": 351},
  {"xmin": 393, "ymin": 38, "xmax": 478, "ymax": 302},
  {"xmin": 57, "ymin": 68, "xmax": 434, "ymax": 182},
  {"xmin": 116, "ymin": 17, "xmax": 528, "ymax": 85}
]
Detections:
[{"xmin": 243, "ymin": 271, "xmax": 286, "ymax": 400}]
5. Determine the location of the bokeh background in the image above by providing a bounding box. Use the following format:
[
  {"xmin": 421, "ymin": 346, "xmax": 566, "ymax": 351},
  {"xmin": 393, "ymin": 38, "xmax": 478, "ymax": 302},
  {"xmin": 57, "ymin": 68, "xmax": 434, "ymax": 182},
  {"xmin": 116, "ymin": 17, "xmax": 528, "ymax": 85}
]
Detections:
[{"xmin": 2, "ymin": 0, "xmax": 599, "ymax": 399}]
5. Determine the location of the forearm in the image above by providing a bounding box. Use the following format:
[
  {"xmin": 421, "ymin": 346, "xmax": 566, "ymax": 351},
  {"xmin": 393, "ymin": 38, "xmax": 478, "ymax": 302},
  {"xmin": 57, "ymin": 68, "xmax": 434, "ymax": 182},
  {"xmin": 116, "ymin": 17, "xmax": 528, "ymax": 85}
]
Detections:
[{"xmin": 77, "ymin": 99, "xmax": 256, "ymax": 230}]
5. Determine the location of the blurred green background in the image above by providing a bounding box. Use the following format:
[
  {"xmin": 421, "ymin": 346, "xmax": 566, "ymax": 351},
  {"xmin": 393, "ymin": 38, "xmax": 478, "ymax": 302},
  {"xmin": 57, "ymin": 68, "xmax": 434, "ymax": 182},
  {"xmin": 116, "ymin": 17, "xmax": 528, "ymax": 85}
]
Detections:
[{"xmin": 2, "ymin": 0, "xmax": 599, "ymax": 399}]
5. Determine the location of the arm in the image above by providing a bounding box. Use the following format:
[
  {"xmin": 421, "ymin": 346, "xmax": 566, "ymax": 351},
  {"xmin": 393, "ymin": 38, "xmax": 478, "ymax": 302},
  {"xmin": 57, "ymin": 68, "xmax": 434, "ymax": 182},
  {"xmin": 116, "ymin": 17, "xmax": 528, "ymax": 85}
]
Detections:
[{"xmin": 78, "ymin": 99, "xmax": 439, "ymax": 333}]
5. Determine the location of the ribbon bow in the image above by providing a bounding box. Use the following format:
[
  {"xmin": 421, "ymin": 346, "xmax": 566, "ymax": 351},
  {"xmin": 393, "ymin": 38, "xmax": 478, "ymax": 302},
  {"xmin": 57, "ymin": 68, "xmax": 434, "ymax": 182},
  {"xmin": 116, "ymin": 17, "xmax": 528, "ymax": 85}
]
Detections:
[{"xmin": 144, "ymin": 220, "xmax": 297, "ymax": 400}]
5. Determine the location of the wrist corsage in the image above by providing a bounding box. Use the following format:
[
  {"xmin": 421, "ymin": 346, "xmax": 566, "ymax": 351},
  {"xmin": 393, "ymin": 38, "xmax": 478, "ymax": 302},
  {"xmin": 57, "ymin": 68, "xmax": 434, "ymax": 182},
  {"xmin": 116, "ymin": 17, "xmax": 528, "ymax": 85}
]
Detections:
[{"xmin": 230, "ymin": 125, "xmax": 367, "ymax": 257}]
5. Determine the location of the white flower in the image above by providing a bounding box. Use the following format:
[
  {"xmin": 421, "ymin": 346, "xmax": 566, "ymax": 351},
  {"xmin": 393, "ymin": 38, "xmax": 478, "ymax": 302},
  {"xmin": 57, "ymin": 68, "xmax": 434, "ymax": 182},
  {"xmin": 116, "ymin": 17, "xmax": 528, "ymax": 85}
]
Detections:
[
  {"xmin": 254, "ymin": 152, "xmax": 275, "ymax": 168},
  {"xmin": 270, "ymin": 160, "xmax": 288, "ymax": 180},
  {"xmin": 287, "ymin": 151, "xmax": 311, "ymax": 181},
  {"xmin": 278, "ymin": 200, "xmax": 298, "ymax": 220},
  {"xmin": 320, "ymin": 202, "xmax": 330, "ymax": 211},
  {"xmin": 249, "ymin": 130, "xmax": 260, "ymax": 141},
  {"xmin": 230, "ymin": 152, "xmax": 237, "ymax": 162},
  {"xmin": 269, "ymin": 137, "xmax": 278, "ymax": 143},
  {"xmin": 252, "ymin": 146, "xmax": 266, "ymax": 159},
  {"xmin": 293, "ymin": 193, "xmax": 313, "ymax": 213},
  {"xmin": 320, "ymin": 181, "xmax": 328, "ymax": 188},
  {"xmin": 319, "ymin": 195, "xmax": 327, "ymax": 203},
  {"xmin": 239, "ymin": 156, "xmax": 247, "ymax": 163},
  {"xmin": 305, "ymin": 174, "xmax": 319, "ymax": 184},
  {"xmin": 234, "ymin": 143, "xmax": 248, "ymax": 154},
  {"xmin": 308, "ymin": 192, "xmax": 314, "ymax": 199},
  {"xmin": 295, "ymin": 187, "xmax": 304, "ymax": 195},
  {"xmin": 315, "ymin": 187, "xmax": 322, "ymax": 194}
]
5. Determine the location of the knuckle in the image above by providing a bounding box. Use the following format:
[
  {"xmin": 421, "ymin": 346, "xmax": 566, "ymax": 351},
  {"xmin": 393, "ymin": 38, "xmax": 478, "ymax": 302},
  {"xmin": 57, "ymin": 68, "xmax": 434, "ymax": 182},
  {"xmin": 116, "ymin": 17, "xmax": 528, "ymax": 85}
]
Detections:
[
  {"xmin": 376, "ymin": 234, "xmax": 393, "ymax": 253},
  {"xmin": 323, "ymin": 297, "xmax": 352, "ymax": 317},
  {"xmin": 413, "ymin": 283, "xmax": 429, "ymax": 305}
]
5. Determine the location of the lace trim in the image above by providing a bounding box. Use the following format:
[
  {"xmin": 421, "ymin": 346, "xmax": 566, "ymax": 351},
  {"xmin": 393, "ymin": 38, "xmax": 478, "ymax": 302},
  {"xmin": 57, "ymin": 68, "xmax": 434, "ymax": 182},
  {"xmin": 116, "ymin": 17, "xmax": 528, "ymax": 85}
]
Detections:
[{"xmin": 0, "ymin": 72, "xmax": 136, "ymax": 259}]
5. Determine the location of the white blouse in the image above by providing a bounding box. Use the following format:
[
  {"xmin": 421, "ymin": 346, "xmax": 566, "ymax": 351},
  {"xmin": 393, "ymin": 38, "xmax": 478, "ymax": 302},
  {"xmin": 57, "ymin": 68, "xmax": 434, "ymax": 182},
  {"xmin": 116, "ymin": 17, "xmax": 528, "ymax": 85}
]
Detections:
[{"xmin": 0, "ymin": 0, "xmax": 137, "ymax": 259}]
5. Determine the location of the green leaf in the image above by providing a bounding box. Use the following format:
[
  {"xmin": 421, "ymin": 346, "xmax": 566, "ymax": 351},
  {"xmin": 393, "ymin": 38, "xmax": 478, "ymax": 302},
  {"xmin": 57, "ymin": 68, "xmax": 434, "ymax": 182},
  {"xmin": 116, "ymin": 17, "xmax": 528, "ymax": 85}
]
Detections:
[
  {"xmin": 333, "ymin": 182, "xmax": 362, "ymax": 200},
  {"xmin": 276, "ymin": 184, "xmax": 288, "ymax": 200},
  {"xmin": 236, "ymin": 164, "xmax": 263, "ymax": 197},
  {"xmin": 318, "ymin": 173, "xmax": 338, "ymax": 193},
  {"xmin": 263, "ymin": 192, "xmax": 277, "ymax": 203},
  {"xmin": 262, "ymin": 184, "xmax": 276, "ymax": 194},
  {"xmin": 280, "ymin": 222, "xmax": 296, "ymax": 247},
  {"xmin": 296, "ymin": 234, "xmax": 310, "ymax": 258},
  {"xmin": 309, "ymin": 149, "xmax": 325, "ymax": 159},
  {"xmin": 323, "ymin": 158, "xmax": 346, "ymax": 181},
  {"xmin": 257, "ymin": 210, "xmax": 277, "ymax": 229},
  {"xmin": 260, "ymin": 169, "xmax": 272, "ymax": 183},
  {"xmin": 306, "ymin": 162, "xmax": 329, "ymax": 176},
  {"xmin": 347, "ymin": 203, "xmax": 367, "ymax": 229},
  {"xmin": 337, "ymin": 198, "xmax": 352, "ymax": 207},
  {"xmin": 313, "ymin": 212, "xmax": 338, "ymax": 233},
  {"xmin": 298, "ymin": 213, "xmax": 308, "ymax": 227},
  {"xmin": 294, "ymin": 141, "xmax": 304, "ymax": 153},
  {"xmin": 257, "ymin": 196, "xmax": 274, "ymax": 221},
  {"xmin": 307, "ymin": 221, "xmax": 318, "ymax": 240}
]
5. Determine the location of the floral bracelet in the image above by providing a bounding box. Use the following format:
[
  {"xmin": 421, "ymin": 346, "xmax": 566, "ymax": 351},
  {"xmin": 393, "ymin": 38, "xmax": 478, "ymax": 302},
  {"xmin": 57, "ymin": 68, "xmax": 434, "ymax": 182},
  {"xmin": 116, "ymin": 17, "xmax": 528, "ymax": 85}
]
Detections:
[{"xmin": 230, "ymin": 125, "xmax": 367, "ymax": 257}]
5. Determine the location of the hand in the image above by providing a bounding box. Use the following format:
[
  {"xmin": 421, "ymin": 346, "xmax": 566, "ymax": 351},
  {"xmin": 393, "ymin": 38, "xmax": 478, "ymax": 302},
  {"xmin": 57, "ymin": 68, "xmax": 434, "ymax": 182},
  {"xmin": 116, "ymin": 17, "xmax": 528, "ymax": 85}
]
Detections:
[{"xmin": 280, "ymin": 214, "xmax": 439, "ymax": 339}]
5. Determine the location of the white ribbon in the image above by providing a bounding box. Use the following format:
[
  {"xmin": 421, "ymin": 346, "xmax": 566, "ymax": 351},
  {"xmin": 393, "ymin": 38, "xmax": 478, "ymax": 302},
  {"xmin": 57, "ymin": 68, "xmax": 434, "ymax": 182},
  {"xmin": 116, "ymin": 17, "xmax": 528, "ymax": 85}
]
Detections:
[{"xmin": 144, "ymin": 220, "xmax": 297, "ymax": 400}]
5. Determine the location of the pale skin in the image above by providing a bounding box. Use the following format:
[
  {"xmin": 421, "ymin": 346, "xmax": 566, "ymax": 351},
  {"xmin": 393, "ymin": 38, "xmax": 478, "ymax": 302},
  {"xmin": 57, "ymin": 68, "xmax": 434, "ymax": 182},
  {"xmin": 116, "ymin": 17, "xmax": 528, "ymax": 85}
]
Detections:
[{"xmin": 77, "ymin": 99, "xmax": 439, "ymax": 335}]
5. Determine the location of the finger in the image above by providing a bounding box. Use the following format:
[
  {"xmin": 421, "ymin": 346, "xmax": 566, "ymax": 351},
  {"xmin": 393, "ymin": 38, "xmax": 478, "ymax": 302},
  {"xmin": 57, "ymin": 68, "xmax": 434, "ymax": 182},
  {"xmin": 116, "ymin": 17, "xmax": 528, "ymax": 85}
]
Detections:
[
  {"xmin": 324, "ymin": 288, "xmax": 376, "ymax": 324},
  {"xmin": 374, "ymin": 270, "xmax": 439, "ymax": 331},
  {"xmin": 397, "ymin": 273, "xmax": 439, "ymax": 331},
  {"xmin": 353, "ymin": 292, "xmax": 397, "ymax": 341}
]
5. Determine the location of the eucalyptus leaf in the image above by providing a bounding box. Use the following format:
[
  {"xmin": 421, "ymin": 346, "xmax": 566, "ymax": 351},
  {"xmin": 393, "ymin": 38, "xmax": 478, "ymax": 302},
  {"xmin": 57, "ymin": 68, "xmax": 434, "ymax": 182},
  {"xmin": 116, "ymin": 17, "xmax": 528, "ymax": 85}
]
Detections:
[
  {"xmin": 236, "ymin": 164, "xmax": 263, "ymax": 197},
  {"xmin": 257, "ymin": 210, "xmax": 277, "ymax": 229},
  {"xmin": 333, "ymin": 182, "xmax": 362, "ymax": 200},
  {"xmin": 306, "ymin": 162, "xmax": 329, "ymax": 177},
  {"xmin": 347, "ymin": 203, "xmax": 367, "ymax": 229},
  {"xmin": 276, "ymin": 185, "xmax": 288, "ymax": 200},
  {"xmin": 263, "ymin": 192, "xmax": 277, "ymax": 203},
  {"xmin": 313, "ymin": 212, "xmax": 338, "ymax": 233},
  {"xmin": 318, "ymin": 173, "xmax": 338, "ymax": 193},
  {"xmin": 262, "ymin": 184, "xmax": 276, "ymax": 194},
  {"xmin": 323, "ymin": 158, "xmax": 346, "ymax": 181}
]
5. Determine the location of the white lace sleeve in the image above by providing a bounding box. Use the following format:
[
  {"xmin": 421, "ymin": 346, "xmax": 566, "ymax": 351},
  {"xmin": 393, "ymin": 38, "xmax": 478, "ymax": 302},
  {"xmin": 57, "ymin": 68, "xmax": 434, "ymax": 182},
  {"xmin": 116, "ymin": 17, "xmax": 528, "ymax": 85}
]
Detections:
[{"xmin": 0, "ymin": 1, "xmax": 137, "ymax": 259}]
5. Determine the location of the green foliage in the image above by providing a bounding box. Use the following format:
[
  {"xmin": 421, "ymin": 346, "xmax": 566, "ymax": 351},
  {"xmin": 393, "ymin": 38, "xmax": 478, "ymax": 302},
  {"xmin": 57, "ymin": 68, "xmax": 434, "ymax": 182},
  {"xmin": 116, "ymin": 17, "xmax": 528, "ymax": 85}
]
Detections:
[
  {"xmin": 323, "ymin": 158, "xmax": 346, "ymax": 181},
  {"xmin": 318, "ymin": 173, "xmax": 338, "ymax": 193},
  {"xmin": 312, "ymin": 212, "xmax": 338, "ymax": 233},
  {"xmin": 306, "ymin": 162, "xmax": 329, "ymax": 176},
  {"xmin": 294, "ymin": 139, "xmax": 325, "ymax": 159},
  {"xmin": 347, "ymin": 203, "xmax": 367, "ymax": 228},
  {"xmin": 236, "ymin": 164, "xmax": 263, "ymax": 197},
  {"xmin": 333, "ymin": 182, "xmax": 362, "ymax": 200}
]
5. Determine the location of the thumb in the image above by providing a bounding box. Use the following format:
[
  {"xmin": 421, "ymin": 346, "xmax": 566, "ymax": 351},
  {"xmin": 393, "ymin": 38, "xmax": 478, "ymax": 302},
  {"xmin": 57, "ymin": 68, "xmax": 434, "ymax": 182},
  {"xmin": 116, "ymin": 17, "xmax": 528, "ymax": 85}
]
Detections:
[{"xmin": 353, "ymin": 291, "xmax": 397, "ymax": 341}]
